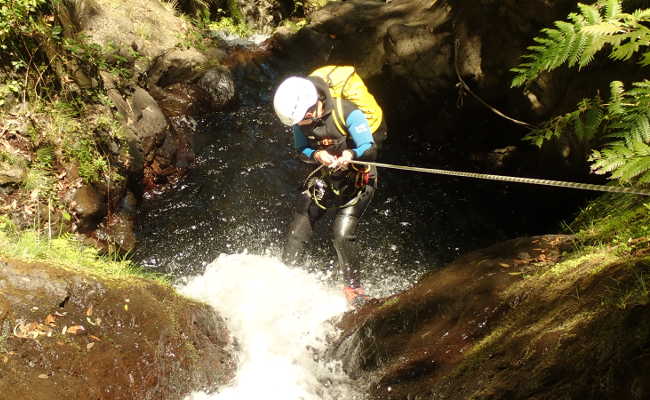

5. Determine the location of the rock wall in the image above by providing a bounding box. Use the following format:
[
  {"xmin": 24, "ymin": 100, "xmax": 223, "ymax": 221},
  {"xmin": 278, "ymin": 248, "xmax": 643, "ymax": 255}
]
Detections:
[
  {"xmin": 329, "ymin": 235, "xmax": 650, "ymax": 399},
  {"xmin": 263, "ymin": 0, "xmax": 641, "ymax": 178}
]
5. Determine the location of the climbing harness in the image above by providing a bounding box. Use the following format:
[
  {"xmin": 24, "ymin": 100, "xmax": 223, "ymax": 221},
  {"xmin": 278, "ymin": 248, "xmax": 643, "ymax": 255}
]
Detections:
[
  {"xmin": 353, "ymin": 163, "xmax": 371, "ymax": 188},
  {"xmin": 303, "ymin": 163, "xmax": 375, "ymax": 210},
  {"xmin": 350, "ymin": 160, "xmax": 650, "ymax": 196}
]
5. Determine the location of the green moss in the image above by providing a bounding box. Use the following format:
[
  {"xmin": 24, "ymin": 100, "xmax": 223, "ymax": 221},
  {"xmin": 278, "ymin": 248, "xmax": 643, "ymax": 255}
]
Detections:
[
  {"xmin": 0, "ymin": 217, "xmax": 169, "ymax": 285},
  {"xmin": 569, "ymin": 193, "xmax": 650, "ymax": 247}
]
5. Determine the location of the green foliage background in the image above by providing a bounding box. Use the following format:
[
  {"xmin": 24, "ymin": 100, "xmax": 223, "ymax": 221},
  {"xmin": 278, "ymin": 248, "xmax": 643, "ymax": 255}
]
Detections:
[{"xmin": 512, "ymin": 0, "xmax": 650, "ymax": 185}]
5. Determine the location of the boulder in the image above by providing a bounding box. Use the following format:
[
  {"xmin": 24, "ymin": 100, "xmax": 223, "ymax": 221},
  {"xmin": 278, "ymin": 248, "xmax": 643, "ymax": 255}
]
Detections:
[
  {"xmin": 71, "ymin": 184, "xmax": 107, "ymax": 233},
  {"xmin": 198, "ymin": 67, "xmax": 236, "ymax": 110},
  {"xmin": 329, "ymin": 234, "xmax": 650, "ymax": 399},
  {"xmin": 0, "ymin": 259, "xmax": 235, "ymax": 400},
  {"xmin": 0, "ymin": 162, "xmax": 25, "ymax": 186}
]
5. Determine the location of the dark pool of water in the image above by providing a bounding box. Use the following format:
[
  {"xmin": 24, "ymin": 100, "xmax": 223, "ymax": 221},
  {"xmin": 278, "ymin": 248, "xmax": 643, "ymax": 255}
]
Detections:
[{"xmin": 132, "ymin": 97, "xmax": 587, "ymax": 297}]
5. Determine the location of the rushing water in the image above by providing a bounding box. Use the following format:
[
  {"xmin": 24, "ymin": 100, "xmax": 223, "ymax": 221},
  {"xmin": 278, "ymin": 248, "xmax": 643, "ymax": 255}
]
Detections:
[
  {"xmin": 133, "ymin": 102, "xmax": 520, "ymax": 296},
  {"xmin": 133, "ymin": 82, "xmax": 585, "ymax": 398},
  {"xmin": 180, "ymin": 254, "xmax": 362, "ymax": 400}
]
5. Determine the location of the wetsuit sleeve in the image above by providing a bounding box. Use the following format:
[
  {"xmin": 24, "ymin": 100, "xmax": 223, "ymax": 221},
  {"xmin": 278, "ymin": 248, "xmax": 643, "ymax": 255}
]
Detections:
[
  {"xmin": 345, "ymin": 109, "xmax": 375, "ymax": 158},
  {"xmin": 293, "ymin": 125, "xmax": 316, "ymax": 159}
]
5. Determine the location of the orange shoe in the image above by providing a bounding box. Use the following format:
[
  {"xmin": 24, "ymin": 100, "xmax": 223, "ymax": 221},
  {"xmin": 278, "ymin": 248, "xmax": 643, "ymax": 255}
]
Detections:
[{"xmin": 343, "ymin": 286, "xmax": 370, "ymax": 308}]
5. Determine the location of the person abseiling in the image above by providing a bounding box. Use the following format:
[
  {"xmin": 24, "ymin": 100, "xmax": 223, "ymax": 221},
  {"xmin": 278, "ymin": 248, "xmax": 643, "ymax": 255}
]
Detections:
[{"xmin": 273, "ymin": 65, "xmax": 387, "ymax": 308}]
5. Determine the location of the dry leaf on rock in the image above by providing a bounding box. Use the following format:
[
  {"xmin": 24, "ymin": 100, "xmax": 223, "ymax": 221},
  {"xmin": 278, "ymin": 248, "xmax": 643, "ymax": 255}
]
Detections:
[
  {"xmin": 67, "ymin": 325, "xmax": 85, "ymax": 335},
  {"xmin": 13, "ymin": 321, "xmax": 51, "ymax": 339},
  {"xmin": 44, "ymin": 314, "xmax": 56, "ymax": 326}
]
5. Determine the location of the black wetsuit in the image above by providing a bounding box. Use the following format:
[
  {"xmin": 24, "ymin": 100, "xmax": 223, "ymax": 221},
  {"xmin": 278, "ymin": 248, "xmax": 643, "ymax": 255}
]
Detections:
[{"xmin": 282, "ymin": 76, "xmax": 387, "ymax": 288}]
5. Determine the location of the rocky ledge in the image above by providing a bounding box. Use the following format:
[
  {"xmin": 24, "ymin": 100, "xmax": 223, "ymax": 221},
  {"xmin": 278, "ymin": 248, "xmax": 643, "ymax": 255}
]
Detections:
[{"xmin": 0, "ymin": 259, "xmax": 235, "ymax": 399}]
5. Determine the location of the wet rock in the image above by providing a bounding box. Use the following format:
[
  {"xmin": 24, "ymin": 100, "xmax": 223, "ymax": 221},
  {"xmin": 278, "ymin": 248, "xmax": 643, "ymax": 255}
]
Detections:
[
  {"xmin": 0, "ymin": 259, "xmax": 235, "ymax": 400},
  {"xmin": 71, "ymin": 184, "xmax": 107, "ymax": 233},
  {"xmin": 150, "ymin": 82, "xmax": 214, "ymax": 117},
  {"xmin": 131, "ymin": 87, "xmax": 170, "ymax": 161},
  {"xmin": 119, "ymin": 190, "xmax": 138, "ymax": 216},
  {"xmin": 147, "ymin": 48, "xmax": 208, "ymax": 88},
  {"xmin": 198, "ymin": 67, "xmax": 236, "ymax": 110},
  {"xmin": 330, "ymin": 234, "xmax": 650, "ymax": 400},
  {"xmin": 98, "ymin": 211, "xmax": 138, "ymax": 253}
]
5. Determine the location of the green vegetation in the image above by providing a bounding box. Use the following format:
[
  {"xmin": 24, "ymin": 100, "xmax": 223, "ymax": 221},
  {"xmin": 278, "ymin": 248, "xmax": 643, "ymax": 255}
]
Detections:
[
  {"xmin": 209, "ymin": 11, "xmax": 252, "ymax": 38},
  {"xmin": 569, "ymin": 192, "xmax": 650, "ymax": 247},
  {"xmin": 0, "ymin": 216, "xmax": 169, "ymax": 284},
  {"xmin": 512, "ymin": 0, "xmax": 650, "ymax": 185}
]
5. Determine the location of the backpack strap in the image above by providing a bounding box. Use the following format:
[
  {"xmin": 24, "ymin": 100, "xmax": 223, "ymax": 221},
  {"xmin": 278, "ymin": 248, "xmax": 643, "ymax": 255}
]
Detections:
[{"xmin": 329, "ymin": 69, "xmax": 356, "ymax": 136}]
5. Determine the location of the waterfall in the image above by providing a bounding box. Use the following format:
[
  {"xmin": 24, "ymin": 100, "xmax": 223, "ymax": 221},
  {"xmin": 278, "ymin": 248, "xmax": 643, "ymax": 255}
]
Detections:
[{"xmin": 180, "ymin": 253, "xmax": 364, "ymax": 400}]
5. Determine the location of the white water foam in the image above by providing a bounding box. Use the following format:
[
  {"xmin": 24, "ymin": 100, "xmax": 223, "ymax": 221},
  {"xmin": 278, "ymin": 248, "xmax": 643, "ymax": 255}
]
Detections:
[{"xmin": 180, "ymin": 253, "xmax": 362, "ymax": 400}]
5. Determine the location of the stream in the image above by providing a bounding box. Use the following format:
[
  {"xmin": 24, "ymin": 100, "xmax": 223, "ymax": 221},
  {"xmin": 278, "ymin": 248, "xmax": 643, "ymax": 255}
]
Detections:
[{"xmin": 132, "ymin": 77, "xmax": 585, "ymax": 398}]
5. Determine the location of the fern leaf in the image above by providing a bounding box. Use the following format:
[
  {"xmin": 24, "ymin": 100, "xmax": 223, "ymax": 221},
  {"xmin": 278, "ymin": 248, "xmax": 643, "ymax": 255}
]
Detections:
[
  {"xmin": 579, "ymin": 36, "xmax": 607, "ymax": 67},
  {"xmin": 578, "ymin": 3, "xmax": 603, "ymax": 24},
  {"xmin": 612, "ymin": 156, "xmax": 650, "ymax": 182},
  {"xmin": 635, "ymin": 170, "xmax": 650, "ymax": 184},
  {"xmin": 568, "ymin": 32, "xmax": 588, "ymax": 67},
  {"xmin": 608, "ymin": 81, "xmax": 626, "ymax": 115},
  {"xmin": 584, "ymin": 108, "xmax": 604, "ymax": 141},
  {"xmin": 610, "ymin": 39, "xmax": 641, "ymax": 60},
  {"xmin": 631, "ymin": 114, "xmax": 650, "ymax": 142},
  {"xmin": 604, "ymin": 0, "xmax": 623, "ymax": 19},
  {"xmin": 581, "ymin": 22, "xmax": 623, "ymax": 36},
  {"xmin": 639, "ymin": 51, "xmax": 650, "ymax": 67},
  {"xmin": 554, "ymin": 25, "xmax": 578, "ymax": 67},
  {"xmin": 633, "ymin": 9, "xmax": 650, "ymax": 20},
  {"xmin": 591, "ymin": 155, "xmax": 625, "ymax": 174}
]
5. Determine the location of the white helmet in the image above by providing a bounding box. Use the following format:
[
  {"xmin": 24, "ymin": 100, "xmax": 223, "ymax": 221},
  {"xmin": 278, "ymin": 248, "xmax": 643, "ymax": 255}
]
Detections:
[{"xmin": 273, "ymin": 77, "xmax": 318, "ymax": 126}]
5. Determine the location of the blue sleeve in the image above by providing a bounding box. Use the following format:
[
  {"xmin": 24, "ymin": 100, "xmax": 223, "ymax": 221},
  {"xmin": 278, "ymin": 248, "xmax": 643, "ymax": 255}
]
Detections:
[
  {"xmin": 346, "ymin": 110, "xmax": 374, "ymax": 158},
  {"xmin": 293, "ymin": 125, "xmax": 316, "ymax": 159}
]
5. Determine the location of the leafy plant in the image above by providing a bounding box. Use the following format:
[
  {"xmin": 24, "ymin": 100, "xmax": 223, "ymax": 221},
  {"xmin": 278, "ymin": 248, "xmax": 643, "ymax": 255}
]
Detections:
[
  {"xmin": 0, "ymin": 0, "xmax": 48, "ymax": 48},
  {"xmin": 209, "ymin": 15, "xmax": 251, "ymax": 38},
  {"xmin": 512, "ymin": 0, "xmax": 650, "ymax": 185}
]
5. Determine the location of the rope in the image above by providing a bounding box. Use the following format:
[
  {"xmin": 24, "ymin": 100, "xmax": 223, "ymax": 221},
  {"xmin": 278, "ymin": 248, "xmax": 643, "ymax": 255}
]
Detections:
[{"xmin": 350, "ymin": 160, "xmax": 650, "ymax": 196}]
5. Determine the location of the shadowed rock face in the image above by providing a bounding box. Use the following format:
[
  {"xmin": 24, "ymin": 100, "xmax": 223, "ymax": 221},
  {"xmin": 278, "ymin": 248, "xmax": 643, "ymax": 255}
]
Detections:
[
  {"xmin": 328, "ymin": 235, "xmax": 650, "ymax": 400},
  {"xmin": 0, "ymin": 259, "xmax": 235, "ymax": 400},
  {"xmin": 262, "ymin": 0, "xmax": 642, "ymax": 180}
]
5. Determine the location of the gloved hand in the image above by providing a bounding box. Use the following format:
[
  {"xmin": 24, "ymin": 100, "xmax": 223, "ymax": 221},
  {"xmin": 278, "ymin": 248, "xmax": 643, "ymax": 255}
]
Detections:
[
  {"xmin": 314, "ymin": 150, "xmax": 338, "ymax": 167},
  {"xmin": 332, "ymin": 150, "xmax": 354, "ymax": 170}
]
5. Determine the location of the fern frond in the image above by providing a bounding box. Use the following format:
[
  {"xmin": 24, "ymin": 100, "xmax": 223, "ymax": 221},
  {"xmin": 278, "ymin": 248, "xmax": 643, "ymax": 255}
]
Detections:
[
  {"xmin": 511, "ymin": 0, "xmax": 648, "ymax": 86},
  {"xmin": 604, "ymin": 0, "xmax": 623, "ymax": 19},
  {"xmin": 584, "ymin": 107, "xmax": 604, "ymax": 140},
  {"xmin": 569, "ymin": 31, "xmax": 589, "ymax": 67},
  {"xmin": 633, "ymin": 9, "xmax": 650, "ymax": 19},
  {"xmin": 581, "ymin": 22, "xmax": 623, "ymax": 35},
  {"xmin": 610, "ymin": 38, "xmax": 641, "ymax": 60},
  {"xmin": 631, "ymin": 113, "xmax": 650, "ymax": 142},
  {"xmin": 591, "ymin": 153, "xmax": 627, "ymax": 175},
  {"xmin": 635, "ymin": 170, "xmax": 650, "ymax": 184},
  {"xmin": 608, "ymin": 81, "xmax": 626, "ymax": 115},
  {"xmin": 638, "ymin": 51, "xmax": 650, "ymax": 66},
  {"xmin": 611, "ymin": 155, "xmax": 650, "ymax": 182},
  {"xmin": 579, "ymin": 36, "xmax": 607, "ymax": 67},
  {"xmin": 579, "ymin": 3, "xmax": 602, "ymax": 24}
]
